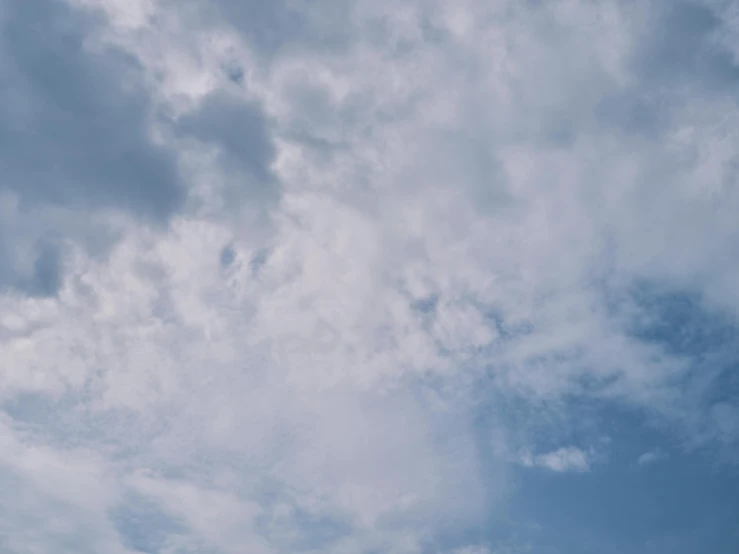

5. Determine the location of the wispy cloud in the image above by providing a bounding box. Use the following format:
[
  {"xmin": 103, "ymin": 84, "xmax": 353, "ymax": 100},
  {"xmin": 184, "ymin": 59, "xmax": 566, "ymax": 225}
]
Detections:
[
  {"xmin": 637, "ymin": 449, "xmax": 668, "ymax": 466},
  {"xmin": 520, "ymin": 447, "xmax": 594, "ymax": 473}
]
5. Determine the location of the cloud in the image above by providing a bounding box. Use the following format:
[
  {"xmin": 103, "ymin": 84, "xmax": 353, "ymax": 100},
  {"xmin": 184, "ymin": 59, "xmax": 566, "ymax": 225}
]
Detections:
[
  {"xmin": 520, "ymin": 447, "xmax": 594, "ymax": 473},
  {"xmin": 0, "ymin": 0, "xmax": 278, "ymax": 297},
  {"xmin": 0, "ymin": 0, "xmax": 183, "ymax": 217},
  {"xmin": 0, "ymin": 0, "xmax": 182, "ymax": 297},
  {"xmin": 176, "ymin": 92, "xmax": 275, "ymax": 183},
  {"xmin": 190, "ymin": 0, "xmax": 353, "ymax": 58},
  {"xmin": 637, "ymin": 449, "xmax": 667, "ymax": 466},
  {"xmin": 450, "ymin": 547, "xmax": 492, "ymax": 554},
  {"xmin": 1, "ymin": 0, "xmax": 739, "ymax": 552}
]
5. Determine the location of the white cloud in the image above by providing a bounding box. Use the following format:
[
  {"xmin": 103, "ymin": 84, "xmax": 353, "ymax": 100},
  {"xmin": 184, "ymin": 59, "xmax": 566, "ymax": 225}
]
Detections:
[
  {"xmin": 520, "ymin": 447, "xmax": 594, "ymax": 473},
  {"xmin": 1, "ymin": 0, "xmax": 739, "ymax": 552},
  {"xmin": 637, "ymin": 449, "xmax": 668, "ymax": 465},
  {"xmin": 450, "ymin": 547, "xmax": 492, "ymax": 554}
]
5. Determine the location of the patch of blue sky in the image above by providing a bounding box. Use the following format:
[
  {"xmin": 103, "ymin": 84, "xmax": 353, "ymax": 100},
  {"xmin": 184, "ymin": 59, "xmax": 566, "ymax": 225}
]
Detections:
[{"xmin": 505, "ymin": 405, "xmax": 739, "ymax": 554}]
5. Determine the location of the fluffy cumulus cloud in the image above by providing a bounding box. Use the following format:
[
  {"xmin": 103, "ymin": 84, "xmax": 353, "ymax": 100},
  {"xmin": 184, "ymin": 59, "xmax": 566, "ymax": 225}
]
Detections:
[{"xmin": 1, "ymin": 0, "xmax": 739, "ymax": 553}]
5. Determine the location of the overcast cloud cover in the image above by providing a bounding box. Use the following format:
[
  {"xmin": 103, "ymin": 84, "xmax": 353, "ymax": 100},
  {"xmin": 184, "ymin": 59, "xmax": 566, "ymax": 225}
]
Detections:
[{"xmin": 1, "ymin": 0, "xmax": 739, "ymax": 552}]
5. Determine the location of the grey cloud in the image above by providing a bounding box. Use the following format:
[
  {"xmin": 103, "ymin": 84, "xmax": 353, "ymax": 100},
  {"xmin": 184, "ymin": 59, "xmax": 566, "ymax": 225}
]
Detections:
[
  {"xmin": 594, "ymin": 94, "xmax": 666, "ymax": 138},
  {"xmin": 640, "ymin": 1, "xmax": 739, "ymax": 87},
  {"xmin": 176, "ymin": 92, "xmax": 276, "ymax": 190},
  {"xmin": 215, "ymin": 0, "xmax": 315, "ymax": 54},
  {"xmin": 176, "ymin": 0, "xmax": 352, "ymax": 58},
  {"xmin": 219, "ymin": 243, "xmax": 236, "ymax": 269},
  {"xmin": 0, "ymin": 0, "xmax": 187, "ymax": 296},
  {"xmin": 597, "ymin": 1, "xmax": 739, "ymax": 137},
  {"xmin": 2, "ymin": 0, "xmax": 282, "ymax": 297},
  {"xmin": 111, "ymin": 496, "xmax": 189, "ymax": 554},
  {"xmin": 249, "ymin": 247, "xmax": 270, "ymax": 275},
  {"xmin": 0, "ymin": 235, "xmax": 64, "ymax": 299},
  {"xmin": 0, "ymin": 0, "xmax": 184, "ymax": 218},
  {"xmin": 0, "ymin": 213, "xmax": 66, "ymax": 298},
  {"xmin": 27, "ymin": 239, "xmax": 63, "ymax": 298}
]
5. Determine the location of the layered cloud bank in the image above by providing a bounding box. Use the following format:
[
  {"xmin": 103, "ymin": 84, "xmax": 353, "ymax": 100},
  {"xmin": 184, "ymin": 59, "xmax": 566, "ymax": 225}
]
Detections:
[{"xmin": 1, "ymin": 0, "xmax": 738, "ymax": 553}]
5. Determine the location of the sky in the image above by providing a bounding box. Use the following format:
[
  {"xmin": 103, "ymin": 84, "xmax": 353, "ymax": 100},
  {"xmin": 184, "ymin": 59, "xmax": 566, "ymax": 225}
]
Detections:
[{"xmin": 0, "ymin": 0, "xmax": 738, "ymax": 552}]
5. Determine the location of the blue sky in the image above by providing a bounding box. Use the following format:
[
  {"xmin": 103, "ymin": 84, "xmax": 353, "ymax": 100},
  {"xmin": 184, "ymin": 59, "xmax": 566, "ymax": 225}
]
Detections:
[{"xmin": 1, "ymin": 0, "xmax": 738, "ymax": 553}]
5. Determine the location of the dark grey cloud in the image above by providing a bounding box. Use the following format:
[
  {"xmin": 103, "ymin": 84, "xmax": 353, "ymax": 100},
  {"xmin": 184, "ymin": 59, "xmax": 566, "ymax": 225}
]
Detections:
[
  {"xmin": 214, "ymin": 0, "xmax": 310, "ymax": 54},
  {"xmin": 0, "ymin": 0, "xmax": 187, "ymax": 296},
  {"xmin": 26, "ymin": 239, "xmax": 63, "ymax": 297},
  {"xmin": 641, "ymin": 1, "xmax": 739, "ymax": 88},
  {"xmin": 176, "ymin": 92, "xmax": 275, "ymax": 188},
  {"xmin": 174, "ymin": 0, "xmax": 352, "ymax": 58},
  {"xmin": 172, "ymin": 89, "xmax": 280, "ymax": 216},
  {"xmin": 0, "ymin": 0, "xmax": 184, "ymax": 218},
  {"xmin": 596, "ymin": 1, "xmax": 739, "ymax": 137},
  {"xmin": 0, "ymin": 215, "xmax": 78, "ymax": 298},
  {"xmin": 0, "ymin": 0, "xmax": 280, "ymax": 297}
]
